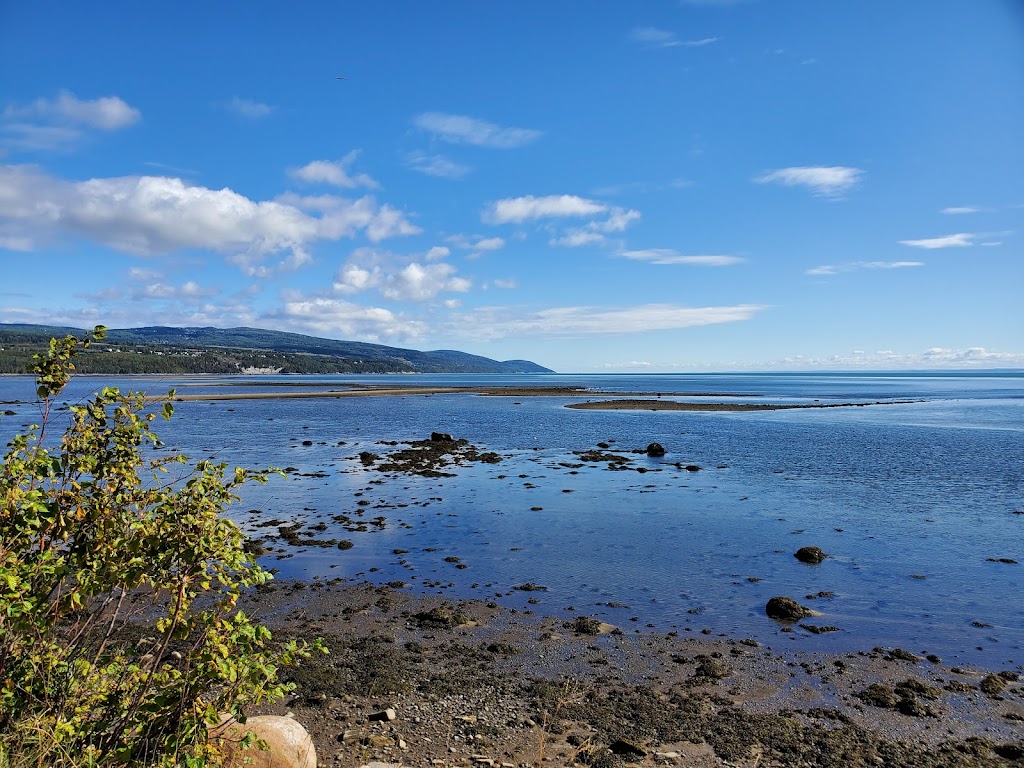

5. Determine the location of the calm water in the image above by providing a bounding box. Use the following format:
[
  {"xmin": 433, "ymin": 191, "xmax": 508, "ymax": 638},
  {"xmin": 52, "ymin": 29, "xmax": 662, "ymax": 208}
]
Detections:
[{"xmin": 2, "ymin": 371, "xmax": 1022, "ymax": 668}]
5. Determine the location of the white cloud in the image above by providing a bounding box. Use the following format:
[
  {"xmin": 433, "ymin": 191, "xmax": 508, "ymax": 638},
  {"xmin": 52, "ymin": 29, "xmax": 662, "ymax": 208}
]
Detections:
[
  {"xmin": 290, "ymin": 152, "xmax": 379, "ymax": 189},
  {"xmin": 484, "ymin": 194, "xmax": 608, "ymax": 224},
  {"xmin": 754, "ymin": 166, "xmax": 863, "ymax": 198},
  {"xmin": 405, "ymin": 151, "xmax": 471, "ymax": 179},
  {"xmin": 331, "ymin": 247, "xmax": 470, "ymax": 302},
  {"xmin": 268, "ymin": 295, "xmax": 425, "ymax": 341},
  {"xmin": 806, "ymin": 260, "xmax": 924, "ymax": 276},
  {"xmin": 5, "ymin": 91, "xmax": 140, "ymax": 130},
  {"xmin": 448, "ymin": 303, "xmax": 765, "ymax": 340},
  {"xmin": 225, "ymin": 96, "xmax": 274, "ymax": 118},
  {"xmin": 899, "ymin": 232, "xmax": 977, "ymax": 249},
  {"xmin": 492, "ymin": 278, "xmax": 517, "ymax": 289},
  {"xmin": 941, "ymin": 206, "xmax": 981, "ymax": 215},
  {"xmin": 0, "ymin": 165, "xmax": 420, "ymax": 274},
  {"xmin": 382, "ymin": 262, "xmax": 471, "ymax": 301},
  {"xmin": 619, "ymin": 249, "xmax": 743, "ymax": 266},
  {"xmin": 413, "ymin": 112, "xmax": 542, "ymax": 149}
]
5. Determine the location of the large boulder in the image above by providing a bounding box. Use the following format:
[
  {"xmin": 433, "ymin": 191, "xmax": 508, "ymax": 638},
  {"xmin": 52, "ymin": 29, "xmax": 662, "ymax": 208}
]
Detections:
[
  {"xmin": 213, "ymin": 715, "xmax": 317, "ymax": 768},
  {"xmin": 794, "ymin": 546, "xmax": 827, "ymax": 564},
  {"xmin": 645, "ymin": 442, "xmax": 666, "ymax": 457}
]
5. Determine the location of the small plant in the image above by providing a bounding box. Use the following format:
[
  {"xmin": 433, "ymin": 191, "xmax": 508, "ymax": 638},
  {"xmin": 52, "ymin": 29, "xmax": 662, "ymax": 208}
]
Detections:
[{"xmin": 0, "ymin": 326, "xmax": 324, "ymax": 767}]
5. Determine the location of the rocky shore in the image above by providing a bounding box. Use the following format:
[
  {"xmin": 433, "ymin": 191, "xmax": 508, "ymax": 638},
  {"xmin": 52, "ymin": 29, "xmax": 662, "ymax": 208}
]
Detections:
[{"xmin": 244, "ymin": 581, "xmax": 1023, "ymax": 767}]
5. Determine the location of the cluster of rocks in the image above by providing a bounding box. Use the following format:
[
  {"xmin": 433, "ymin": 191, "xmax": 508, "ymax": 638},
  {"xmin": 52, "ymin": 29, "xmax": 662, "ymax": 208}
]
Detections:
[{"xmin": 361, "ymin": 432, "xmax": 502, "ymax": 477}]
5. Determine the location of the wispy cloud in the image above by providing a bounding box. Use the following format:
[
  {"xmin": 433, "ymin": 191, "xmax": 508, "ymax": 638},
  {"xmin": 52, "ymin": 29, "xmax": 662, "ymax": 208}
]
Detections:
[
  {"xmin": 404, "ymin": 150, "xmax": 471, "ymax": 179},
  {"xmin": 899, "ymin": 232, "xmax": 977, "ymax": 249},
  {"xmin": 449, "ymin": 303, "xmax": 766, "ymax": 340},
  {"xmin": 754, "ymin": 166, "xmax": 863, "ymax": 198},
  {"xmin": 629, "ymin": 27, "xmax": 720, "ymax": 48},
  {"xmin": 224, "ymin": 96, "xmax": 274, "ymax": 118},
  {"xmin": 619, "ymin": 249, "xmax": 743, "ymax": 266},
  {"xmin": 5, "ymin": 90, "xmax": 140, "ymax": 130},
  {"xmin": 413, "ymin": 112, "xmax": 542, "ymax": 149},
  {"xmin": 775, "ymin": 347, "xmax": 1024, "ymax": 369},
  {"xmin": 447, "ymin": 234, "xmax": 506, "ymax": 258},
  {"xmin": 289, "ymin": 151, "xmax": 379, "ymax": 189},
  {"xmin": 2, "ymin": 90, "xmax": 140, "ymax": 152},
  {"xmin": 941, "ymin": 206, "xmax": 981, "ymax": 215},
  {"xmin": 484, "ymin": 194, "xmax": 639, "ymax": 248},
  {"xmin": 805, "ymin": 261, "xmax": 924, "ymax": 276}
]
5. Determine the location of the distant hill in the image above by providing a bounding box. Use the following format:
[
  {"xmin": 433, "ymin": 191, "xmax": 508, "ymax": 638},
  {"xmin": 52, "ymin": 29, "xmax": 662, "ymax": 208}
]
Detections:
[{"xmin": 0, "ymin": 324, "xmax": 554, "ymax": 375}]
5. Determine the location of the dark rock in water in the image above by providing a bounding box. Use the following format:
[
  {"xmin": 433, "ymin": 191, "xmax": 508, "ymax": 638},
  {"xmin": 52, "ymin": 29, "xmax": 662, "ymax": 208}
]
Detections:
[
  {"xmin": 986, "ymin": 557, "xmax": 1018, "ymax": 564},
  {"xmin": 765, "ymin": 596, "xmax": 815, "ymax": 621},
  {"xmin": 801, "ymin": 624, "xmax": 840, "ymax": 634},
  {"xmin": 645, "ymin": 442, "xmax": 666, "ymax": 457},
  {"xmin": 358, "ymin": 451, "xmax": 379, "ymax": 465},
  {"xmin": 513, "ymin": 582, "xmax": 548, "ymax": 592},
  {"xmin": 431, "ymin": 431, "xmax": 454, "ymax": 442},
  {"xmin": 684, "ymin": 464, "xmax": 701, "ymax": 472},
  {"xmin": 795, "ymin": 546, "xmax": 827, "ymax": 564}
]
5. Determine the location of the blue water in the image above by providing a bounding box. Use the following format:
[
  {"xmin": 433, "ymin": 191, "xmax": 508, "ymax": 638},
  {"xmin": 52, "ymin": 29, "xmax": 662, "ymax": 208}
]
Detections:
[{"xmin": 2, "ymin": 371, "xmax": 1022, "ymax": 668}]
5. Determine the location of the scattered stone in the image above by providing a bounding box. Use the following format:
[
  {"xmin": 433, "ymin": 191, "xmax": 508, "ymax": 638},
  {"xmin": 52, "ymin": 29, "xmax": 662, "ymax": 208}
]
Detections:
[
  {"xmin": 765, "ymin": 596, "xmax": 816, "ymax": 621},
  {"xmin": 980, "ymin": 674, "xmax": 1009, "ymax": 696},
  {"xmin": 886, "ymin": 648, "xmax": 923, "ymax": 663},
  {"xmin": 368, "ymin": 708, "xmax": 397, "ymax": 722},
  {"xmin": 794, "ymin": 546, "xmax": 827, "ymax": 564},
  {"xmin": 567, "ymin": 616, "xmax": 603, "ymax": 635}
]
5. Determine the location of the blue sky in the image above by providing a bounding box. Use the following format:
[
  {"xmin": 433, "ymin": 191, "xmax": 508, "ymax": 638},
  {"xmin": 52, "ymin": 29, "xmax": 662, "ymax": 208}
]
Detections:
[{"xmin": 1, "ymin": 0, "xmax": 1022, "ymax": 372}]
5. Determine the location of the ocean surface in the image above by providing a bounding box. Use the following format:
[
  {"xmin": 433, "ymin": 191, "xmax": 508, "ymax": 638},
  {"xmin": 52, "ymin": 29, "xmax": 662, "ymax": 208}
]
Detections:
[{"xmin": 2, "ymin": 371, "xmax": 1022, "ymax": 668}]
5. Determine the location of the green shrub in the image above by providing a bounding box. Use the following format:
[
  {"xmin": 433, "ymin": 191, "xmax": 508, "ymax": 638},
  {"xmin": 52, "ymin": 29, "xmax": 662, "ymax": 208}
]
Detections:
[{"xmin": 0, "ymin": 327, "xmax": 324, "ymax": 767}]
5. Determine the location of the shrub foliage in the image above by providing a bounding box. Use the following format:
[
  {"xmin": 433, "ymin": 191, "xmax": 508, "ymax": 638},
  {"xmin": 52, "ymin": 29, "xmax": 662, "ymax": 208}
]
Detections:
[{"xmin": 0, "ymin": 327, "xmax": 321, "ymax": 766}]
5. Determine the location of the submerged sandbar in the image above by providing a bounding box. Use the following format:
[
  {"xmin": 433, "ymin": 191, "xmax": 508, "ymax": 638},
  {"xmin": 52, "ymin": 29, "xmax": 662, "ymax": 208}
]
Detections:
[{"xmin": 159, "ymin": 383, "xmax": 914, "ymax": 411}]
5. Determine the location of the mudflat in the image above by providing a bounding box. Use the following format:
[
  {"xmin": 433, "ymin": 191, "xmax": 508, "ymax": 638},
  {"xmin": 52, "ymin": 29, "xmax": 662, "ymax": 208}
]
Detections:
[{"xmin": 245, "ymin": 581, "xmax": 1024, "ymax": 767}]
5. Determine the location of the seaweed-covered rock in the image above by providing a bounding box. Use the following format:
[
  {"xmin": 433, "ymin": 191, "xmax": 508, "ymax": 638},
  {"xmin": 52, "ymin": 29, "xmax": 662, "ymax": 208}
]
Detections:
[
  {"xmin": 794, "ymin": 546, "xmax": 827, "ymax": 564},
  {"xmin": 645, "ymin": 442, "xmax": 666, "ymax": 457},
  {"xmin": 765, "ymin": 596, "xmax": 816, "ymax": 621}
]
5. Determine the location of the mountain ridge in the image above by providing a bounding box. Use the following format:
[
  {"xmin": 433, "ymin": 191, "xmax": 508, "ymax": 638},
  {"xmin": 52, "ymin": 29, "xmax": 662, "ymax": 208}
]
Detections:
[{"xmin": 0, "ymin": 324, "xmax": 554, "ymax": 375}]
